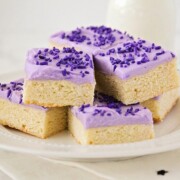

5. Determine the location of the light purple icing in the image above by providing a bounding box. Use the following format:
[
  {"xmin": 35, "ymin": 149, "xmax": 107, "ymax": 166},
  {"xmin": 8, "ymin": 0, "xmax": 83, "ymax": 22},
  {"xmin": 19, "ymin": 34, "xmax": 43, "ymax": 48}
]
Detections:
[
  {"xmin": 49, "ymin": 26, "xmax": 134, "ymax": 54},
  {"xmin": 70, "ymin": 92, "xmax": 153, "ymax": 129},
  {"xmin": 25, "ymin": 47, "xmax": 95, "ymax": 84},
  {"xmin": 0, "ymin": 79, "xmax": 47, "ymax": 111},
  {"xmin": 94, "ymin": 39, "xmax": 175, "ymax": 80}
]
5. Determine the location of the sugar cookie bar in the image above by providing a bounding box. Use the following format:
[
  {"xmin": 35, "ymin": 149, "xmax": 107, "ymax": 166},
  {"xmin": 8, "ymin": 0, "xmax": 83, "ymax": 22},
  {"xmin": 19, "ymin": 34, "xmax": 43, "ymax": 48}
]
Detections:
[
  {"xmin": 68, "ymin": 92, "xmax": 154, "ymax": 145},
  {"xmin": 0, "ymin": 79, "xmax": 67, "ymax": 138},
  {"xmin": 94, "ymin": 39, "xmax": 179, "ymax": 105},
  {"xmin": 141, "ymin": 88, "xmax": 179, "ymax": 122},
  {"xmin": 23, "ymin": 47, "xmax": 96, "ymax": 107},
  {"xmin": 49, "ymin": 26, "xmax": 134, "ymax": 54}
]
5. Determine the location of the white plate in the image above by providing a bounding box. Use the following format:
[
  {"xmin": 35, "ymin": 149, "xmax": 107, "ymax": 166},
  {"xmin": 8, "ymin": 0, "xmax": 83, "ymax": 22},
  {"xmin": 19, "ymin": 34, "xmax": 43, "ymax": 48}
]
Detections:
[{"xmin": 0, "ymin": 71, "xmax": 180, "ymax": 161}]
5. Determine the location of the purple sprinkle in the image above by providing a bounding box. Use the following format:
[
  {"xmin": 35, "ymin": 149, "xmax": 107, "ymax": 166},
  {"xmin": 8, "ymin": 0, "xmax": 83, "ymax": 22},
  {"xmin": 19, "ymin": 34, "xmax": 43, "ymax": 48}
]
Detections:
[
  {"xmin": 53, "ymin": 55, "xmax": 59, "ymax": 59},
  {"xmin": 171, "ymin": 52, "xmax": 175, "ymax": 58},
  {"xmin": 38, "ymin": 50, "xmax": 41, "ymax": 54},
  {"xmin": 39, "ymin": 62, "xmax": 48, "ymax": 65},
  {"xmin": 153, "ymin": 56, "xmax": 158, "ymax": 60},
  {"xmin": 61, "ymin": 33, "xmax": 65, "ymax": 39},
  {"xmin": 7, "ymin": 89, "xmax": 12, "ymax": 98},
  {"xmin": 100, "ymin": 110, "xmax": 106, "ymax": 116},
  {"xmin": 156, "ymin": 50, "xmax": 165, "ymax": 56},
  {"xmin": 62, "ymin": 69, "xmax": 68, "ymax": 76},
  {"xmin": 155, "ymin": 46, "xmax": 161, "ymax": 50},
  {"xmin": 134, "ymin": 109, "xmax": 140, "ymax": 113},
  {"xmin": 39, "ymin": 55, "xmax": 45, "ymax": 59},
  {"xmin": 85, "ymin": 71, "xmax": 89, "ymax": 74},
  {"xmin": 99, "ymin": 53, "xmax": 105, "ymax": 56},
  {"xmin": 113, "ymin": 65, "xmax": 117, "ymax": 72},
  {"xmin": 44, "ymin": 48, "xmax": 49, "ymax": 52},
  {"xmin": 87, "ymin": 42, "xmax": 91, "ymax": 45}
]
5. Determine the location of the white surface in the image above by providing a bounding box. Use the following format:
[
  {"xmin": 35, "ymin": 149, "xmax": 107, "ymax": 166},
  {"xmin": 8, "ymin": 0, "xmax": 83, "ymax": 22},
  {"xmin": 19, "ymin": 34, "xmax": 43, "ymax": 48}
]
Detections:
[
  {"xmin": 0, "ymin": 0, "xmax": 109, "ymax": 74},
  {"xmin": 1, "ymin": 149, "xmax": 180, "ymax": 180},
  {"xmin": 0, "ymin": 71, "xmax": 180, "ymax": 162}
]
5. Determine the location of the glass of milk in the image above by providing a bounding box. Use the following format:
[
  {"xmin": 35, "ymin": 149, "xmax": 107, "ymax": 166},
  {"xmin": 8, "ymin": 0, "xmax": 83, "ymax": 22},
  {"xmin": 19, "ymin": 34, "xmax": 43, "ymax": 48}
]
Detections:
[{"xmin": 106, "ymin": 0, "xmax": 176, "ymax": 51}]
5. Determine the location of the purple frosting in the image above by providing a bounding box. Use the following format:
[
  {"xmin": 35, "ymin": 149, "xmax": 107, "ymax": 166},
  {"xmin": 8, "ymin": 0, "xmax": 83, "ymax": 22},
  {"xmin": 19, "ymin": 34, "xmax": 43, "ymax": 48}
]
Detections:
[
  {"xmin": 50, "ymin": 26, "xmax": 134, "ymax": 54},
  {"xmin": 0, "ymin": 79, "xmax": 47, "ymax": 110},
  {"xmin": 25, "ymin": 47, "xmax": 95, "ymax": 84},
  {"xmin": 71, "ymin": 92, "xmax": 153, "ymax": 129},
  {"xmin": 94, "ymin": 39, "xmax": 175, "ymax": 79}
]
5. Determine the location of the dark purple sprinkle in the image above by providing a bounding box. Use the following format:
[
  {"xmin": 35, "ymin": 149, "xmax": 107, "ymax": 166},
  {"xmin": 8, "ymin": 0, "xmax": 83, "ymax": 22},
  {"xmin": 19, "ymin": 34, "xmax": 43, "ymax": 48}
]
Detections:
[
  {"xmin": 153, "ymin": 56, "xmax": 158, "ymax": 60},
  {"xmin": 53, "ymin": 55, "xmax": 59, "ymax": 59},
  {"xmin": 61, "ymin": 33, "xmax": 65, "ymax": 39},
  {"xmin": 116, "ymin": 109, "xmax": 122, "ymax": 114},
  {"xmin": 155, "ymin": 46, "xmax": 161, "ymax": 50},
  {"xmin": 156, "ymin": 50, "xmax": 165, "ymax": 56},
  {"xmin": 1, "ymin": 84, "xmax": 6, "ymax": 87},
  {"xmin": 39, "ymin": 62, "xmax": 48, "ymax": 65},
  {"xmin": 92, "ymin": 109, "xmax": 102, "ymax": 116},
  {"xmin": 100, "ymin": 110, "xmax": 106, "ymax": 116},
  {"xmin": 44, "ymin": 48, "xmax": 49, "ymax": 52},
  {"xmin": 81, "ymin": 72, "xmax": 85, "ymax": 78},
  {"xmin": 17, "ymin": 83, "xmax": 23, "ymax": 86},
  {"xmin": 113, "ymin": 65, "xmax": 117, "ymax": 72},
  {"xmin": 19, "ymin": 96, "xmax": 23, "ymax": 104},
  {"xmin": 125, "ymin": 111, "xmax": 129, "ymax": 116},
  {"xmin": 134, "ymin": 109, "xmax": 140, "ymax": 113},
  {"xmin": 85, "ymin": 71, "xmax": 89, "ymax": 74},
  {"xmin": 107, "ymin": 113, "xmax": 111, "ymax": 116},
  {"xmin": 38, "ymin": 50, "xmax": 41, "ymax": 54},
  {"xmin": 171, "ymin": 52, "xmax": 175, "ymax": 58},
  {"xmin": 53, "ymin": 47, "xmax": 60, "ymax": 53},
  {"xmin": 87, "ymin": 42, "xmax": 91, "ymax": 45},
  {"xmin": 99, "ymin": 53, "xmax": 105, "ymax": 56},
  {"xmin": 62, "ymin": 69, "xmax": 68, "ymax": 76},
  {"xmin": 39, "ymin": 55, "xmax": 45, "ymax": 59},
  {"xmin": 7, "ymin": 89, "xmax": 12, "ymax": 98}
]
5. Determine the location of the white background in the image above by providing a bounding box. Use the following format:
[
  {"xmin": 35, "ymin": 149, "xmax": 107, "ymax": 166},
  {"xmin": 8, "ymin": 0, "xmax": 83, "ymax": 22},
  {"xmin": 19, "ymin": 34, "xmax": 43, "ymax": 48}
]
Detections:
[{"xmin": 0, "ymin": 0, "xmax": 109, "ymax": 74}]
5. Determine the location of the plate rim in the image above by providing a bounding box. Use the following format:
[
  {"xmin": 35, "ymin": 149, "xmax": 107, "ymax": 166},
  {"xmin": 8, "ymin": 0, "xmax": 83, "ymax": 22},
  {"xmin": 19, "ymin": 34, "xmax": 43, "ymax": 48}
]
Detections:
[{"xmin": 0, "ymin": 71, "xmax": 180, "ymax": 160}]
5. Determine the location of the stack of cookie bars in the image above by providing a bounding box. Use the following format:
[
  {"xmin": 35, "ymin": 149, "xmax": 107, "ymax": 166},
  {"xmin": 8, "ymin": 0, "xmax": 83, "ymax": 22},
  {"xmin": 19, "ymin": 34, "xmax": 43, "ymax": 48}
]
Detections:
[{"xmin": 0, "ymin": 26, "xmax": 179, "ymax": 144}]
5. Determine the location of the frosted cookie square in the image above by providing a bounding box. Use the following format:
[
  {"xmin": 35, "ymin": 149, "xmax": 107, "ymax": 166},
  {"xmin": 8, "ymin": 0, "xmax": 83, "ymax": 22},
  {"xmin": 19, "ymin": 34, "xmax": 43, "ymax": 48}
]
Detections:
[
  {"xmin": 94, "ymin": 39, "xmax": 179, "ymax": 105},
  {"xmin": 141, "ymin": 88, "xmax": 179, "ymax": 122},
  {"xmin": 68, "ymin": 92, "xmax": 154, "ymax": 145},
  {"xmin": 23, "ymin": 47, "xmax": 96, "ymax": 107},
  {"xmin": 49, "ymin": 26, "xmax": 134, "ymax": 54},
  {"xmin": 0, "ymin": 79, "xmax": 67, "ymax": 138}
]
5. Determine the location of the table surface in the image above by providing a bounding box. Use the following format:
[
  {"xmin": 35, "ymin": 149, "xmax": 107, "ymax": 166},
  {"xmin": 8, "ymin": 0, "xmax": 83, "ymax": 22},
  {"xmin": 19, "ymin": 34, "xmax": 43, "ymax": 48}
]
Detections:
[{"xmin": 0, "ymin": 149, "xmax": 180, "ymax": 180}]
